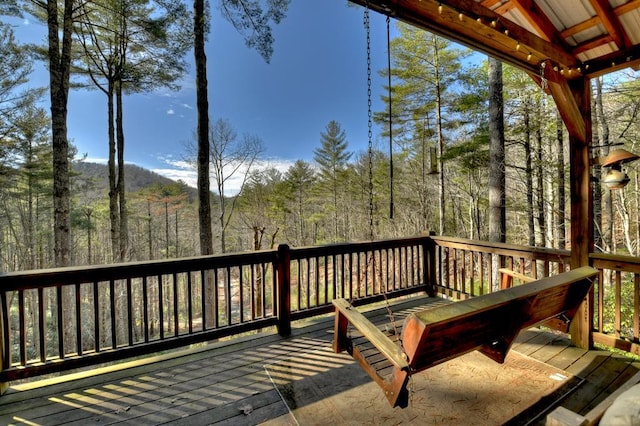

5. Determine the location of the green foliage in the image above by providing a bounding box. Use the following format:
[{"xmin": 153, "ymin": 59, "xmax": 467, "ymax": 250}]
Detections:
[{"xmin": 219, "ymin": 0, "xmax": 290, "ymax": 63}]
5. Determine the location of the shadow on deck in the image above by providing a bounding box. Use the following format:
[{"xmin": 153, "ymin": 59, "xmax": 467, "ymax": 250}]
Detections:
[{"xmin": 0, "ymin": 295, "xmax": 638, "ymax": 425}]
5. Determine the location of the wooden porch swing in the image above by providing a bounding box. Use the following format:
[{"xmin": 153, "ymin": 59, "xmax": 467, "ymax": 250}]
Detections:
[{"xmin": 333, "ymin": 266, "xmax": 598, "ymax": 407}]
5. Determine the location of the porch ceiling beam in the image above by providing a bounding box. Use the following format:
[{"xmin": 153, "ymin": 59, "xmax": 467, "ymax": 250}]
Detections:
[
  {"xmin": 509, "ymin": 0, "xmax": 563, "ymax": 46},
  {"xmin": 589, "ymin": 0, "xmax": 630, "ymax": 49},
  {"xmin": 348, "ymin": 0, "xmax": 581, "ymax": 77}
]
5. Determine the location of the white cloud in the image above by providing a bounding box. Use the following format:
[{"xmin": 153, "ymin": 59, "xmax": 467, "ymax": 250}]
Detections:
[
  {"xmin": 153, "ymin": 157, "xmax": 296, "ymax": 196},
  {"xmin": 181, "ymin": 103, "xmax": 193, "ymax": 110},
  {"xmin": 77, "ymin": 156, "xmax": 108, "ymax": 164},
  {"xmin": 167, "ymin": 109, "xmax": 175, "ymax": 115}
]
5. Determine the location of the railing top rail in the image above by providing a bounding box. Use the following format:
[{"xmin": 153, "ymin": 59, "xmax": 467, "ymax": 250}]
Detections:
[
  {"xmin": 590, "ymin": 252, "xmax": 640, "ymax": 273},
  {"xmin": 431, "ymin": 235, "xmax": 571, "ymax": 261},
  {"xmin": 288, "ymin": 236, "xmax": 430, "ymax": 260},
  {"xmin": 0, "ymin": 250, "xmax": 278, "ymax": 292}
]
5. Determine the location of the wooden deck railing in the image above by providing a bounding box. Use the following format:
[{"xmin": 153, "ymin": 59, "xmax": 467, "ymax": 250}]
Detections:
[
  {"xmin": 430, "ymin": 235, "xmax": 571, "ymax": 298},
  {"xmin": 0, "ymin": 236, "xmax": 429, "ymax": 388},
  {"xmin": 0, "ymin": 234, "xmax": 638, "ymax": 391},
  {"xmin": 590, "ymin": 252, "xmax": 640, "ymax": 355}
]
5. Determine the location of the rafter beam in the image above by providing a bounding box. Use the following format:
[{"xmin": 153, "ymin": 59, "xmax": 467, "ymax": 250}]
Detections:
[
  {"xmin": 589, "ymin": 0, "xmax": 630, "ymax": 48},
  {"xmin": 509, "ymin": 0, "xmax": 561, "ymax": 45}
]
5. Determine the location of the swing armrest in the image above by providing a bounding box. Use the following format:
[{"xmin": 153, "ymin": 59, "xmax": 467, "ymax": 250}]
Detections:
[{"xmin": 333, "ymin": 298, "xmax": 409, "ymax": 371}]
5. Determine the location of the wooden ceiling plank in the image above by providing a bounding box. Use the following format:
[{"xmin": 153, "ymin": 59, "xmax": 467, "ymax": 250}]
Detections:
[
  {"xmin": 573, "ymin": 34, "xmax": 614, "ymax": 55},
  {"xmin": 480, "ymin": 0, "xmax": 501, "ymax": 8},
  {"xmin": 614, "ymin": 0, "xmax": 640, "ymax": 16},
  {"xmin": 560, "ymin": 16, "xmax": 601, "ymax": 39}
]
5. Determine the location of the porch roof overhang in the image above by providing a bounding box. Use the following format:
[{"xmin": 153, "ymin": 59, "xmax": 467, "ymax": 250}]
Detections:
[{"xmin": 349, "ymin": 0, "xmax": 640, "ymax": 81}]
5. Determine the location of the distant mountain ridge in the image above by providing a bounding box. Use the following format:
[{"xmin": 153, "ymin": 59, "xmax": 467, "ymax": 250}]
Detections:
[{"xmin": 73, "ymin": 162, "xmax": 196, "ymax": 199}]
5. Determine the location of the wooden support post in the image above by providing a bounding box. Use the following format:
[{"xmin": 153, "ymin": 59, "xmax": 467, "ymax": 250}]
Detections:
[
  {"xmin": 568, "ymin": 77, "xmax": 594, "ymax": 349},
  {"xmin": 276, "ymin": 244, "xmax": 291, "ymax": 337},
  {"xmin": 547, "ymin": 69, "xmax": 593, "ymax": 349},
  {"xmin": 424, "ymin": 231, "xmax": 437, "ymax": 297}
]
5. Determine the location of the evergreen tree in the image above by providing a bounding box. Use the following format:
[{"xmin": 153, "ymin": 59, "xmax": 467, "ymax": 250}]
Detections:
[
  {"xmin": 313, "ymin": 120, "xmax": 352, "ymax": 242},
  {"xmin": 283, "ymin": 160, "xmax": 316, "ymax": 246}
]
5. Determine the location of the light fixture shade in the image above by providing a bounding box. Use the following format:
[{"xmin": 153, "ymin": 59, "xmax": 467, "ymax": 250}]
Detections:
[
  {"xmin": 601, "ymin": 149, "xmax": 640, "ymax": 167},
  {"xmin": 603, "ymin": 169, "xmax": 630, "ymax": 189}
]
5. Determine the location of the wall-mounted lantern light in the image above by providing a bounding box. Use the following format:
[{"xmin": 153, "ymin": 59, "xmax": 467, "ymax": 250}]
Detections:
[{"xmin": 596, "ymin": 148, "xmax": 640, "ymax": 190}]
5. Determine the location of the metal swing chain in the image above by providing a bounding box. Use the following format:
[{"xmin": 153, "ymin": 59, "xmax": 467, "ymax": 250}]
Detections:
[
  {"xmin": 365, "ymin": 2, "xmax": 375, "ymax": 243},
  {"xmin": 363, "ymin": 7, "xmax": 408, "ymax": 399}
]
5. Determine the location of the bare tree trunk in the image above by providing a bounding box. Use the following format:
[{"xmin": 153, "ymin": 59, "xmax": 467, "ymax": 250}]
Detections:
[
  {"xmin": 556, "ymin": 111, "xmax": 566, "ymax": 249},
  {"xmin": 596, "ymin": 78, "xmax": 613, "ymax": 252},
  {"xmin": 107, "ymin": 81, "xmax": 119, "ymax": 262},
  {"xmin": 433, "ymin": 36, "xmax": 446, "ymax": 235},
  {"xmin": 194, "ymin": 0, "xmax": 213, "ymax": 257},
  {"xmin": 524, "ymin": 97, "xmax": 535, "ymax": 246},
  {"xmin": 488, "ymin": 57, "xmax": 505, "ymax": 291},
  {"xmin": 116, "ymin": 83, "xmax": 128, "ymax": 261},
  {"xmin": 47, "ymin": 0, "xmax": 73, "ymax": 267},
  {"xmin": 535, "ymin": 98, "xmax": 546, "ymax": 247}
]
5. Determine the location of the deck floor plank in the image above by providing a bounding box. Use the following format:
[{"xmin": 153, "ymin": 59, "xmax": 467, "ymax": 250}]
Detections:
[{"xmin": 0, "ymin": 294, "xmax": 636, "ymax": 425}]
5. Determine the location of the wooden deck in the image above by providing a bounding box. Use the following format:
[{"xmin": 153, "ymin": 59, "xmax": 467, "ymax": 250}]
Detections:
[{"xmin": 0, "ymin": 295, "xmax": 638, "ymax": 425}]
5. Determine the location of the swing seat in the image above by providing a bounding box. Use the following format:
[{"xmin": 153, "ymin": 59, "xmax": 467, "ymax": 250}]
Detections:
[{"xmin": 333, "ymin": 266, "xmax": 598, "ymax": 408}]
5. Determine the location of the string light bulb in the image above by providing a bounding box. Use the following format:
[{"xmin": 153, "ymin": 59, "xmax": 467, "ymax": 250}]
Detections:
[
  {"xmin": 527, "ymin": 52, "xmax": 532, "ymax": 61},
  {"xmin": 516, "ymin": 42, "xmax": 520, "ymax": 51},
  {"xmin": 438, "ymin": 3, "xmax": 443, "ymax": 15},
  {"xmin": 459, "ymin": 12, "xmax": 464, "ymax": 21},
  {"xmin": 491, "ymin": 20, "xmax": 497, "ymax": 28}
]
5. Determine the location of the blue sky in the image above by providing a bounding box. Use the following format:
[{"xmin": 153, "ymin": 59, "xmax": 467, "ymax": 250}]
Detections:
[{"xmin": 7, "ymin": 0, "xmax": 395, "ymax": 192}]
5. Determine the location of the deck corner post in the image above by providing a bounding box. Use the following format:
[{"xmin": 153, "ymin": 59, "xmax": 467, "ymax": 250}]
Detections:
[
  {"xmin": 276, "ymin": 244, "xmax": 292, "ymax": 337},
  {"xmin": 423, "ymin": 231, "xmax": 437, "ymax": 297}
]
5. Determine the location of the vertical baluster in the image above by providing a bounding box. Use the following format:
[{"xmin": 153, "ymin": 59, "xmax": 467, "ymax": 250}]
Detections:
[
  {"xmin": 158, "ymin": 275, "xmax": 164, "ymax": 340},
  {"xmin": 315, "ymin": 257, "xmax": 320, "ymax": 306},
  {"xmin": 385, "ymin": 248, "xmax": 390, "ymax": 293},
  {"xmin": 75, "ymin": 283, "xmax": 82, "ymax": 356},
  {"xmin": 239, "ymin": 266, "xmax": 244, "ymax": 323},
  {"xmin": 110, "ymin": 280, "xmax": 116, "ymax": 349},
  {"xmin": 18, "ymin": 290, "xmax": 26, "ymax": 365},
  {"xmin": 173, "ymin": 273, "xmax": 179, "ymax": 336},
  {"xmin": 127, "ymin": 278, "xmax": 133, "ymax": 346},
  {"xmin": 262, "ymin": 263, "xmax": 268, "ymax": 317},
  {"xmin": 340, "ymin": 254, "xmax": 345, "ymax": 299},
  {"xmin": 57, "ymin": 285, "xmax": 64, "ymax": 359},
  {"xmin": 187, "ymin": 272, "xmax": 193, "ymax": 334},
  {"xmin": 634, "ymin": 273, "xmax": 639, "ymax": 343},
  {"xmin": 323, "ymin": 256, "xmax": 328, "ymax": 304},
  {"xmin": 93, "ymin": 281, "xmax": 100, "ymax": 352},
  {"xmin": 305, "ymin": 259, "xmax": 311, "ymax": 308},
  {"xmin": 250, "ymin": 263, "xmax": 257, "ymax": 318},
  {"xmin": 1, "ymin": 291, "xmax": 10, "ymax": 369},
  {"xmin": 296, "ymin": 260, "xmax": 301, "ymax": 310},
  {"xmin": 38, "ymin": 287, "xmax": 45, "ymax": 362},
  {"xmin": 213, "ymin": 268, "xmax": 219, "ymax": 328},
  {"xmin": 615, "ymin": 270, "xmax": 622, "ymax": 338},
  {"xmin": 225, "ymin": 266, "xmax": 231, "ymax": 326},
  {"xmin": 597, "ymin": 268, "xmax": 604, "ymax": 333},
  {"xmin": 143, "ymin": 276, "xmax": 149, "ymax": 342},
  {"xmin": 200, "ymin": 270, "xmax": 206, "ymax": 331}
]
